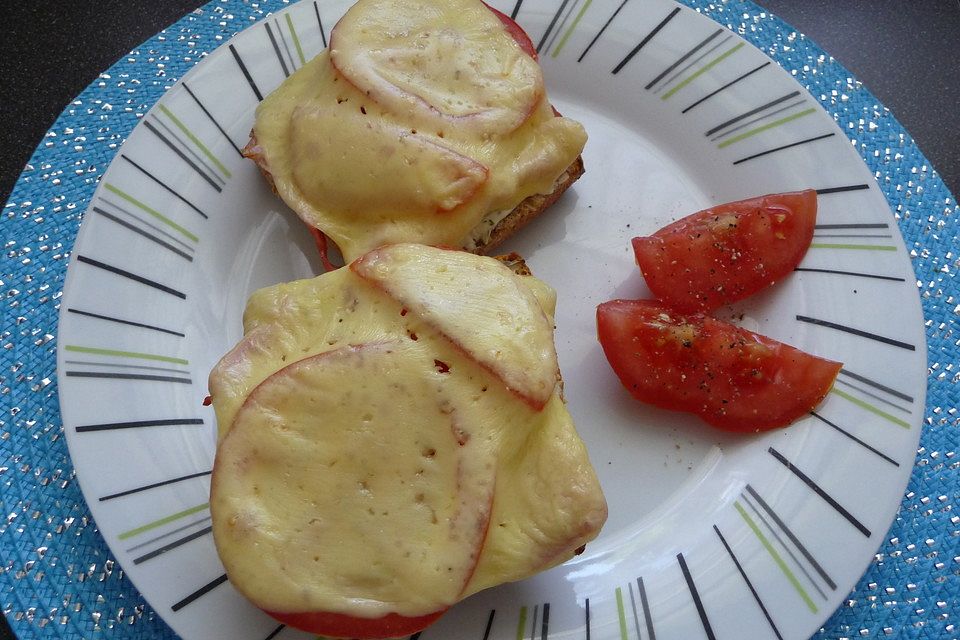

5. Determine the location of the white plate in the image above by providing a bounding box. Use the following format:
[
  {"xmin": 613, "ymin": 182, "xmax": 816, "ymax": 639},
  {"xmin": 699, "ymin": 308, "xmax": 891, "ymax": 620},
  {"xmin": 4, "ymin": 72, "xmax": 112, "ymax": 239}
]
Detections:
[{"xmin": 57, "ymin": 1, "xmax": 927, "ymax": 639}]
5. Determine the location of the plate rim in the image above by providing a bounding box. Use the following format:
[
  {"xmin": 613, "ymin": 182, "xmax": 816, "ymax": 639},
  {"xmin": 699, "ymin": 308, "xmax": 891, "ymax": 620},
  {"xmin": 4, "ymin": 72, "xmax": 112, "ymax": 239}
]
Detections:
[{"xmin": 32, "ymin": 1, "xmax": 940, "ymax": 639}]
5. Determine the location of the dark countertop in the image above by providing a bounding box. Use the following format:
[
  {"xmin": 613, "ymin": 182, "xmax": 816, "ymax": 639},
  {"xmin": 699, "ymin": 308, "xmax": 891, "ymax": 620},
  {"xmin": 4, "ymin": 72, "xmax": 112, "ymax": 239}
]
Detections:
[
  {"xmin": 2, "ymin": 1, "xmax": 958, "ymax": 206},
  {"xmin": 761, "ymin": 0, "xmax": 960, "ymax": 198},
  {"xmin": 1, "ymin": 2, "xmax": 958, "ymax": 639},
  {"xmin": 1, "ymin": 1, "xmax": 202, "ymax": 205}
]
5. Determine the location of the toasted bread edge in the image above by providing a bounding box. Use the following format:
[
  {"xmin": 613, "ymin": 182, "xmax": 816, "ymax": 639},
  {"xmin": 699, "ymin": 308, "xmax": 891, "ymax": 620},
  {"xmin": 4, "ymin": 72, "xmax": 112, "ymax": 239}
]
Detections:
[
  {"xmin": 469, "ymin": 155, "xmax": 585, "ymax": 256},
  {"xmin": 242, "ymin": 133, "xmax": 585, "ymax": 257}
]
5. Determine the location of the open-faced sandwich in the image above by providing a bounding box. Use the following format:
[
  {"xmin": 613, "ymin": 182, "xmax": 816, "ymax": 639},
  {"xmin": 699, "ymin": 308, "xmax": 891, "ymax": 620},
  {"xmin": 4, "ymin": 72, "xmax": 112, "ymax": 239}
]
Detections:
[
  {"xmin": 208, "ymin": 244, "xmax": 607, "ymax": 639},
  {"xmin": 243, "ymin": 0, "xmax": 587, "ymax": 264}
]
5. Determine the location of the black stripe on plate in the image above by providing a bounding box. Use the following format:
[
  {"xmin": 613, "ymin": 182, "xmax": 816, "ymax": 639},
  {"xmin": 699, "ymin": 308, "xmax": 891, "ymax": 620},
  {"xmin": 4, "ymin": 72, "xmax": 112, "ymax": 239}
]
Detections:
[
  {"xmin": 77, "ymin": 417, "xmax": 204, "ymax": 434},
  {"xmin": 793, "ymin": 267, "xmax": 906, "ymax": 282},
  {"xmin": 710, "ymin": 100, "xmax": 806, "ymax": 142},
  {"xmin": 682, "ymin": 61, "xmax": 770, "ymax": 113},
  {"xmin": 584, "ymin": 598, "xmax": 591, "ymax": 640},
  {"xmin": 637, "ymin": 576, "xmax": 656, "ymax": 640},
  {"xmin": 263, "ymin": 625, "xmax": 285, "ymax": 640},
  {"xmin": 813, "ymin": 233, "xmax": 893, "ymax": 239},
  {"xmin": 76, "ymin": 255, "xmax": 186, "ymax": 299},
  {"xmin": 657, "ymin": 34, "xmax": 733, "ymax": 95},
  {"xmin": 741, "ymin": 492, "xmax": 828, "ymax": 600},
  {"xmin": 91, "ymin": 206, "xmax": 193, "ymax": 261},
  {"xmin": 65, "ymin": 371, "xmax": 192, "ymax": 384},
  {"xmin": 612, "ymin": 7, "xmax": 680, "ymax": 74},
  {"xmin": 182, "ymin": 81, "xmax": 243, "ymax": 157},
  {"xmin": 543, "ymin": 0, "xmax": 580, "ymax": 55},
  {"xmin": 815, "ymin": 223, "xmax": 889, "ymax": 230},
  {"xmin": 97, "ymin": 198, "xmax": 196, "ymax": 253},
  {"xmin": 530, "ymin": 604, "xmax": 539, "ymax": 640},
  {"xmin": 120, "ymin": 154, "xmax": 209, "ymax": 219},
  {"xmin": 265, "ymin": 22, "xmax": 290, "ymax": 77},
  {"xmin": 275, "ymin": 18, "xmax": 296, "ymax": 71},
  {"xmin": 835, "ymin": 378, "xmax": 912, "ymax": 414},
  {"xmin": 816, "ymin": 184, "xmax": 871, "ymax": 195},
  {"xmin": 230, "ymin": 43, "xmax": 263, "ymax": 101},
  {"xmin": 733, "ymin": 132, "xmax": 835, "ymax": 165},
  {"xmin": 796, "ymin": 315, "xmax": 915, "ymax": 350},
  {"xmin": 67, "ymin": 308, "xmax": 185, "ymax": 337},
  {"xmin": 838, "ymin": 368, "xmax": 914, "ymax": 403},
  {"xmin": 541, "ymin": 602, "xmax": 550, "ymax": 639},
  {"xmin": 627, "ymin": 582, "xmax": 642, "ymax": 640},
  {"xmin": 713, "ymin": 525, "xmax": 783, "ymax": 640},
  {"xmin": 537, "ymin": 0, "xmax": 572, "ymax": 54},
  {"xmin": 150, "ymin": 115, "xmax": 226, "ymax": 186},
  {"xmin": 810, "ymin": 412, "xmax": 900, "ymax": 467},
  {"xmin": 578, "ymin": 0, "xmax": 628, "ymax": 62},
  {"xmin": 510, "ymin": 0, "xmax": 524, "ymax": 20},
  {"xmin": 133, "ymin": 525, "xmax": 212, "ymax": 565},
  {"xmin": 313, "ymin": 1, "xmax": 327, "ymax": 47},
  {"xmin": 64, "ymin": 359, "xmax": 187, "ymax": 375},
  {"xmin": 705, "ymin": 90, "xmax": 801, "ymax": 137},
  {"xmin": 677, "ymin": 553, "xmax": 716, "ymax": 640},
  {"xmin": 126, "ymin": 516, "xmax": 211, "ymax": 553},
  {"xmin": 482, "ymin": 609, "xmax": 496, "ymax": 640},
  {"xmin": 644, "ymin": 28, "xmax": 723, "ymax": 90},
  {"xmin": 100, "ymin": 469, "xmax": 212, "ymax": 501},
  {"xmin": 171, "ymin": 574, "xmax": 229, "ymax": 612},
  {"xmin": 142, "ymin": 120, "xmax": 222, "ymax": 192},
  {"xmin": 768, "ymin": 447, "xmax": 871, "ymax": 537}
]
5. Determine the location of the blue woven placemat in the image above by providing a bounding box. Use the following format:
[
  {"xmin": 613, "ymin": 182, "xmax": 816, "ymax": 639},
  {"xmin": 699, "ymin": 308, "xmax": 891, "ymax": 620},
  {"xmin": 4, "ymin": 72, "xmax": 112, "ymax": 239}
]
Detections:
[{"xmin": 1, "ymin": 1, "xmax": 956, "ymax": 638}]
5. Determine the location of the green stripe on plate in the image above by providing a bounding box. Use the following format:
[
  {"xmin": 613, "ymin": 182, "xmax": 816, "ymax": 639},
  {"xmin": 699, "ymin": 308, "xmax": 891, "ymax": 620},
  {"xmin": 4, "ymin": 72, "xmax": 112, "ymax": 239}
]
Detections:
[
  {"xmin": 831, "ymin": 388, "xmax": 911, "ymax": 429},
  {"xmin": 717, "ymin": 107, "xmax": 817, "ymax": 148},
  {"xmin": 551, "ymin": 0, "xmax": 594, "ymax": 58},
  {"xmin": 118, "ymin": 502, "xmax": 209, "ymax": 540},
  {"xmin": 286, "ymin": 13, "xmax": 306, "ymax": 65},
  {"xmin": 662, "ymin": 42, "xmax": 745, "ymax": 100},
  {"xmin": 810, "ymin": 242, "xmax": 897, "ymax": 251},
  {"xmin": 516, "ymin": 605, "xmax": 528, "ymax": 640},
  {"xmin": 615, "ymin": 586, "xmax": 629, "ymax": 640},
  {"xmin": 157, "ymin": 104, "xmax": 233, "ymax": 179},
  {"xmin": 735, "ymin": 501, "xmax": 818, "ymax": 613},
  {"xmin": 64, "ymin": 345, "xmax": 189, "ymax": 365},
  {"xmin": 103, "ymin": 183, "xmax": 199, "ymax": 243}
]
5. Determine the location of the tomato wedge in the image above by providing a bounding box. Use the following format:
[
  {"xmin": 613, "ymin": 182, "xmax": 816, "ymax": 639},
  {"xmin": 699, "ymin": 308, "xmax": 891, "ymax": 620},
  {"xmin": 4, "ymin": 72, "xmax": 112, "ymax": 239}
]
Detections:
[
  {"xmin": 632, "ymin": 190, "xmax": 817, "ymax": 313},
  {"xmin": 596, "ymin": 299, "xmax": 841, "ymax": 431},
  {"xmin": 484, "ymin": 3, "xmax": 538, "ymax": 60},
  {"xmin": 265, "ymin": 608, "xmax": 447, "ymax": 639}
]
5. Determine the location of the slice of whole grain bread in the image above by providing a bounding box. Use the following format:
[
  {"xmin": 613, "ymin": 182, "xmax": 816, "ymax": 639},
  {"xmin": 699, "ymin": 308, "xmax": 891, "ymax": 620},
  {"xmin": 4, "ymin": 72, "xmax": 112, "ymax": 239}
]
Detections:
[
  {"xmin": 468, "ymin": 155, "xmax": 584, "ymax": 255},
  {"xmin": 243, "ymin": 132, "xmax": 584, "ymax": 257}
]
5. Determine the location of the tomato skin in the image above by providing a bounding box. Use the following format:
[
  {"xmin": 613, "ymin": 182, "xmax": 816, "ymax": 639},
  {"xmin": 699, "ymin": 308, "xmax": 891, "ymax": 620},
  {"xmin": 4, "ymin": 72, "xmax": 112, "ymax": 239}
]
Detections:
[
  {"xmin": 308, "ymin": 226, "xmax": 340, "ymax": 272},
  {"xmin": 264, "ymin": 607, "xmax": 447, "ymax": 639},
  {"xmin": 484, "ymin": 2, "xmax": 538, "ymax": 60},
  {"xmin": 632, "ymin": 190, "xmax": 817, "ymax": 313},
  {"xmin": 596, "ymin": 299, "xmax": 841, "ymax": 431}
]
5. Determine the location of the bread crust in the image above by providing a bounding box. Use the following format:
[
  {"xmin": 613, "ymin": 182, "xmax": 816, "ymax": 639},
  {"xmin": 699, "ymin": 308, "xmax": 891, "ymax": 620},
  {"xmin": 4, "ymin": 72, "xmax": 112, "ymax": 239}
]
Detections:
[
  {"xmin": 468, "ymin": 155, "xmax": 585, "ymax": 255},
  {"xmin": 242, "ymin": 133, "xmax": 584, "ymax": 257},
  {"xmin": 493, "ymin": 252, "xmax": 532, "ymax": 276}
]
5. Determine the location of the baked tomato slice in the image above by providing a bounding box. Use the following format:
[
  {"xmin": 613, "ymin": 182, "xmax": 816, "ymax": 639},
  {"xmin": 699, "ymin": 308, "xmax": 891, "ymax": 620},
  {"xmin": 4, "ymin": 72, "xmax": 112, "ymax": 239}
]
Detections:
[
  {"xmin": 484, "ymin": 3, "xmax": 538, "ymax": 59},
  {"xmin": 632, "ymin": 190, "xmax": 817, "ymax": 312},
  {"xmin": 264, "ymin": 608, "xmax": 447, "ymax": 639},
  {"xmin": 596, "ymin": 299, "xmax": 841, "ymax": 431}
]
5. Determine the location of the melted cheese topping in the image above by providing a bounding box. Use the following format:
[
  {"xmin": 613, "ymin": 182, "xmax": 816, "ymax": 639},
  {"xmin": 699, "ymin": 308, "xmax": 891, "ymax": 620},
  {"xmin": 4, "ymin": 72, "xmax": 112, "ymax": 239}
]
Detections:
[
  {"xmin": 251, "ymin": 0, "xmax": 586, "ymax": 261},
  {"xmin": 209, "ymin": 247, "xmax": 606, "ymax": 618},
  {"xmin": 352, "ymin": 244, "xmax": 559, "ymax": 408},
  {"xmin": 330, "ymin": 0, "xmax": 543, "ymax": 134},
  {"xmin": 213, "ymin": 341, "xmax": 496, "ymax": 616}
]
